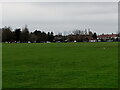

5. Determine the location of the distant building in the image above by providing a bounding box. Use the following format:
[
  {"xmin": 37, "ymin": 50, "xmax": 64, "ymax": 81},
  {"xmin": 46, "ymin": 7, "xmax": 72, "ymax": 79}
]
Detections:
[
  {"xmin": 97, "ymin": 34, "xmax": 118, "ymax": 40},
  {"xmin": 97, "ymin": 33, "xmax": 118, "ymax": 42},
  {"xmin": 67, "ymin": 34, "xmax": 94, "ymax": 42},
  {"xmin": 54, "ymin": 35, "xmax": 66, "ymax": 42}
]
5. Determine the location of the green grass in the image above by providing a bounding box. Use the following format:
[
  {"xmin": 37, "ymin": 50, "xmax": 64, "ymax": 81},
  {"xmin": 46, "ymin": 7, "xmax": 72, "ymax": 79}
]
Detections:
[
  {"xmin": 0, "ymin": 43, "xmax": 2, "ymax": 89},
  {"xmin": 2, "ymin": 42, "xmax": 118, "ymax": 88}
]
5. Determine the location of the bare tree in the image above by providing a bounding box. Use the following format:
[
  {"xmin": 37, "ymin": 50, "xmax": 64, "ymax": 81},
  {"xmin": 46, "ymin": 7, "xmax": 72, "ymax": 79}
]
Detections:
[{"xmin": 72, "ymin": 29, "xmax": 82, "ymax": 35}]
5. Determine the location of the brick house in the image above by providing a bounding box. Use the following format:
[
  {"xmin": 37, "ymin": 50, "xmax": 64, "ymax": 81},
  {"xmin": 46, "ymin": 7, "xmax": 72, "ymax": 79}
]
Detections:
[
  {"xmin": 97, "ymin": 34, "xmax": 118, "ymax": 39},
  {"xmin": 97, "ymin": 33, "xmax": 118, "ymax": 41}
]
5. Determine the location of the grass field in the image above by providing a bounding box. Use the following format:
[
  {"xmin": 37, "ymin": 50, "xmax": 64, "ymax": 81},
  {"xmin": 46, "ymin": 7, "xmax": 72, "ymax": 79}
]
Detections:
[
  {"xmin": 0, "ymin": 43, "xmax": 2, "ymax": 89},
  {"xmin": 2, "ymin": 42, "xmax": 118, "ymax": 88}
]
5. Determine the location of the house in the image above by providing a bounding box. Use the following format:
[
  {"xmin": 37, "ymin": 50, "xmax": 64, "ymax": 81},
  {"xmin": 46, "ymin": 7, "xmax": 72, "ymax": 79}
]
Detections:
[
  {"xmin": 54, "ymin": 35, "xmax": 67, "ymax": 42},
  {"xmin": 97, "ymin": 33, "xmax": 118, "ymax": 42},
  {"xmin": 67, "ymin": 34, "xmax": 94, "ymax": 42},
  {"xmin": 89, "ymin": 39, "xmax": 97, "ymax": 42}
]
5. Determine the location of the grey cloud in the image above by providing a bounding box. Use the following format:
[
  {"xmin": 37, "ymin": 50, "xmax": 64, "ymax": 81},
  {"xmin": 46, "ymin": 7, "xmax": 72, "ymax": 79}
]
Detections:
[{"xmin": 2, "ymin": 2, "xmax": 118, "ymax": 34}]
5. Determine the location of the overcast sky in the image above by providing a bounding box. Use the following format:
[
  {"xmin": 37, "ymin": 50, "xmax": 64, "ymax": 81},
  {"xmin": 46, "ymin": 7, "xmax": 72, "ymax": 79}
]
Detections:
[{"xmin": 1, "ymin": 2, "xmax": 118, "ymax": 35}]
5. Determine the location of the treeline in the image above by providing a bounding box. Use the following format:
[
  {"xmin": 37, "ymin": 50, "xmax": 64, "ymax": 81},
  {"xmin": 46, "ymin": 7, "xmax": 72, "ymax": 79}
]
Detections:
[
  {"xmin": 1, "ymin": 26, "xmax": 54, "ymax": 43},
  {"xmin": 1, "ymin": 26, "xmax": 119, "ymax": 43}
]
